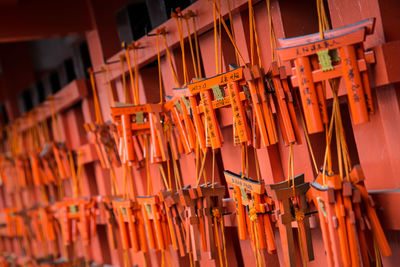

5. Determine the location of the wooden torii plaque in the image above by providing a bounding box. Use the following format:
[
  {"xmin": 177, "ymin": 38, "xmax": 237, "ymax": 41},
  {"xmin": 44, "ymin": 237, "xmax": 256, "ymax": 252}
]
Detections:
[
  {"xmin": 179, "ymin": 185, "xmax": 202, "ymax": 261},
  {"xmin": 111, "ymin": 103, "xmax": 168, "ymax": 165},
  {"xmin": 268, "ymin": 174, "xmax": 314, "ymax": 267},
  {"xmin": 276, "ymin": 18, "xmax": 376, "ymax": 133},
  {"xmin": 159, "ymin": 190, "xmax": 186, "ymax": 257},
  {"xmin": 224, "ymin": 171, "xmax": 276, "ymax": 253}
]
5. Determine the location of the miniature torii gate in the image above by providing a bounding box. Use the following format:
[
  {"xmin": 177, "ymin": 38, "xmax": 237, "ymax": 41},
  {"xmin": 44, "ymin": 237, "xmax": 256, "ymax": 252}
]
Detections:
[
  {"xmin": 186, "ymin": 66, "xmax": 277, "ymax": 149},
  {"xmin": 224, "ymin": 171, "xmax": 276, "ymax": 253},
  {"xmin": 268, "ymin": 175, "xmax": 314, "ymax": 267},
  {"xmin": 276, "ymin": 18, "xmax": 376, "ymax": 133},
  {"xmin": 110, "ymin": 103, "xmax": 168, "ymax": 165}
]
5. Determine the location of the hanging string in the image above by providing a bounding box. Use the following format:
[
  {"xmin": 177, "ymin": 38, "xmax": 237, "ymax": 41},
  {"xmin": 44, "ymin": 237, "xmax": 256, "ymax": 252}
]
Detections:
[
  {"xmin": 316, "ymin": 0, "xmax": 334, "ymax": 174},
  {"xmin": 373, "ymin": 236, "xmax": 383, "ymax": 267},
  {"xmin": 172, "ymin": 154, "xmax": 182, "ymax": 189},
  {"xmin": 132, "ymin": 43, "xmax": 140, "ymax": 105},
  {"xmin": 15, "ymin": 123, "xmax": 22, "ymax": 155},
  {"xmin": 220, "ymin": 216, "xmax": 228, "ymax": 267},
  {"xmin": 331, "ymin": 84, "xmax": 351, "ymax": 180},
  {"xmin": 316, "ymin": 0, "xmax": 353, "ymax": 183},
  {"xmin": 109, "ymin": 165, "xmax": 120, "ymax": 196},
  {"xmin": 156, "ymin": 34, "xmax": 164, "ymax": 104},
  {"xmin": 319, "ymin": 0, "xmax": 333, "ymax": 176},
  {"xmin": 218, "ymin": 0, "xmax": 223, "ymax": 74},
  {"xmin": 159, "ymin": 163, "xmax": 170, "ymax": 190},
  {"xmin": 156, "ymin": 33, "xmax": 177, "ymax": 190},
  {"xmin": 166, "ymin": 129, "xmax": 182, "ymax": 189},
  {"xmin": 89, "ymin": 68, "xmax": 104, "ymax": 124},
  {"xmin": 210, "ymin": 0, "xmax": 222, "ymax": 189},
  {"xmin": 76, "ymin": 150, "xmax": 84, "ymax": 197},
  {"xmin": 31, "ymin": 112, "xmax": 41, "ymax": 152},
  {"xmin": 165, "ymin": 249, "xmax": 172, "ymax": 267},
  {"xmin": 213, "ymin": 2, "xmax": 246, "ymax": 66},
  {"xmin": 119, "ymin": 54, "xmax": 130, "ymax": 103},
  {"xmin": 226, "ymin": 0, "xmax": 239, "ymax": 65},
  {"xmin": 101, "ymin": 66, "xmax": 113, "ymax": 106},
  {"xmin": 213, "ymin": 0, "xmax": 219, "ymax": 75},
  {"xmin": 40, "ymin": 106, "xmax": 51, "ymax": 144},
  {"xmin": 293, "ymin": 93, "xmax": 319, "ymax": 174},
  {"xmin": 166, "ymin": 153, "xmax": 172, "ymax": 190},
  {"xmin": 249, "ymin": 0, "xmax": 254, "ymax": 65},
  {"xmin": 35, "ymin": 109, "xmax": 45, "ymax": 146},
  {"xmin": 123, "ymin": 164, "xmax": 129, "ymax": 199},
  {"xmin": 28, "ymin": 116, "xmax": 39, "ymax": 198},
  {"xmin": 241, "ymin": 144, "xmax": 246, "ymax": 178},
  {"xmin": 183, "ymin": 12, "xmax": 199, "ymax": 78},
  {"xmin": 316, "ymin": 0, "xmax": 330, "ymax": 39},
  {"xmin": 245, "ymin": 139, "xmax": 249, "ymax": 176},
  {"xmin": 287, "ymin": 143, "xmax": 294, "ymax": 187},
  {"xmin": 212, "ymin": 149, "xmax": 216, "ymax": 188},
  {"xmin": 196, "ymin": 150, "xmax": 208, "ymax": 186},
  {"xmin": 163, "ymin": 123, "xmax": 173, "ymax": 190},
  {"xmin": 266, "ymin": 0, "xmax": 318, "ymax": 181},
  {"xmin": 68, "ymin": 151, "xmax": 80, "ymax": 198},
  {"xmin": 334, "ymin": 92, "xmax": 343, "ymax": 180},
  {"xmin": 250, "ymin": 215, "xmax": 262, "ymax": 267},
  {"xmin": 173, "ymin": 11, "xmax": 189, "ymax": 84},
  {"xmin": 296, "ymin": 211, "xmax": 308, "ymax": 267},
  {"xmin": 195, "ymin": 138, "xmax": 200, "ymax": 183},
  {"xmin": 27, "ymin": 124, "xmax": 33, "ymax": 153},
  {"xmin": 161, "ymin": 250, "xmax": 166, "ymax": 267},
  {"xmin": 191, "ymin": 15, "xmax": 202, "ymax": 77},
  {"xmin": 49, "ymin": 95, "xmax": 62, "ymax": 143},
  {"xmin": 124, "ymin": 43, "xmax": 138, "ymax": 104},
  {"xmin": 185, "ymin": 15, "xmax": 198, "ymax": 80},
  {"xmin": 248, "ymin": 0, "xmax": 262, "ymax": 67},
  {"xmin": 253, "ymin": 148, "xmax": 261, "ymax": 181},
  {"xmin": 127, "ymin": 165, "xmax": 136, "ymax": 200},
  {"xmin": 8, "ymin": 125, "xmax": 14, "ymax": 156},
  {"xmin": 144, "ymin": 136, "xmax": 153, "ymax": 195},
  {"xmin": 266, "ymin": 0, "xmax": 280, "ymax": 65},
  {"xmin": 123, "ymin": 250, "xmax": 131, "ymax": 267},
  {"xmin": 321, "ymin": 94, "xmax": 337, "ymax": 185},
  {"xmin": 105, "ymin": 63, "xmax": 116, "ymax": 104},
  {"xmin": 213, "ymin": 213, "xmax": 224, "ymax": 266},
  {"xmin": 249, "ymin": 220, "xmax": 258, "ymax": 265},
  {"xmin": 160, "ymin": 30, "xmax": 180, "ymax": 87}
]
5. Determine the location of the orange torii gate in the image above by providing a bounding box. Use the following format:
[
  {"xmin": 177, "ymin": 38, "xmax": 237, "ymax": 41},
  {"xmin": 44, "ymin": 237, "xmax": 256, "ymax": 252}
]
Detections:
[{"xmin": 276, "ymin": 18, "xmax": 375, "ymax": 133}]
